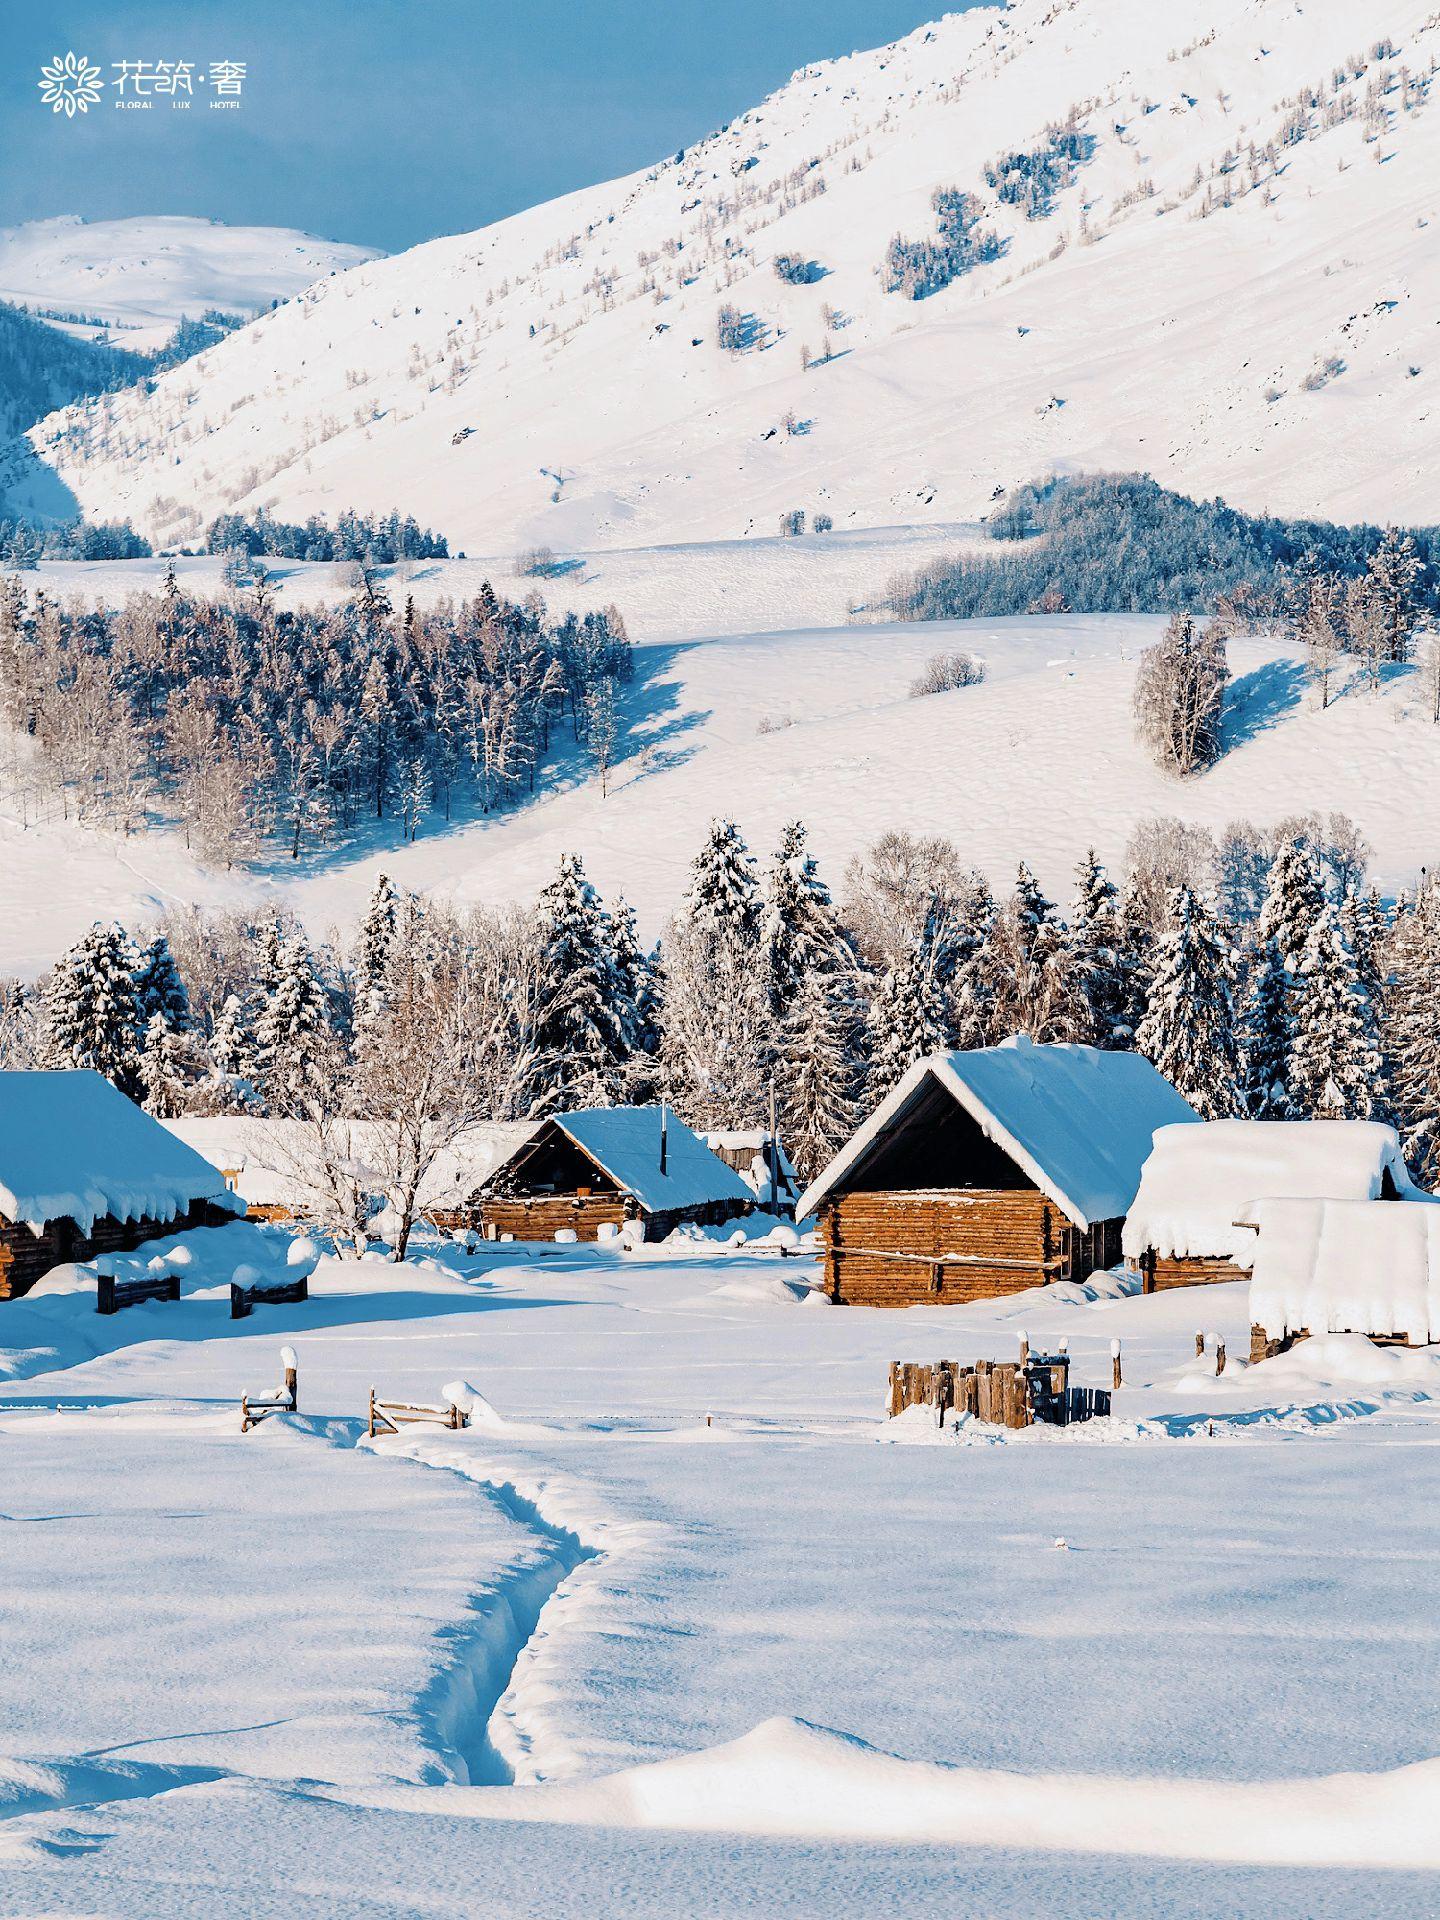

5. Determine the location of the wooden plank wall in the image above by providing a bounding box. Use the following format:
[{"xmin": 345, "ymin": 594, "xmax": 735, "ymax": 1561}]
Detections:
[
  {"xmin": 820, "ymin": 1188, "xmax": 1076, "ymax": 1306},
  {"xmin": 0, "ymin": 1198, "xmax": 234, "ymax": 1303},
  {"xmin": 481, "ymin": 1194, "xmax": 629, "ymax": 1241},
  {"xmin": 1144, "ymin": 1253, "xmax": 1249, "ymax": 1292}
]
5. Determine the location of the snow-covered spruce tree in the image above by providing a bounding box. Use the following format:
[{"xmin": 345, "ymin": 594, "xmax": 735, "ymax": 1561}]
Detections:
[
  {"xmin": 203, "ymin": 991, "xmax": 261, "ymax": 1112},
  {"xmin": 252, "ymin": 922, "xmax": 332, "ymax": 1108},
  {"xmin": 1287, "ymin": 902, "xmax": 1385, "ymax": 1120},
  {"xmin": 867, "ymin": 921, "xmax": 952, "ymax": 1099},
  {"xmin": 947, "ymin": 873, "xmax": 1000, "ymax": 1049},
  {"xmin": 138, "ymin": 1012, "xmax": 194, "ymax": 1118},
  {"xmin": 133, "ymin": 932, "xmax": 190, "ymax": 1035},
  {"xmin": 980, "ymin": 863, "xmax": 1080, "ymax": 1041},
  {"xmin": 762, "ymin": 820, "xmax": 852, "ymax": 1016},
  {"xmin": 1067, "ymin": 850, "xmax": 1128, "ymax": 1048},
  {"xmin": 660, "ymin": 821, "xmax": 770, "ymax": 1128},
  {"xmin": 610, "ymin": 895, "xmax": 660, "ymax": 1093},
  {"xmin": 528, "ymin": 853, "xmax": 627, "ymax": 1114},
  {"xmin": 1133, "ymin": 611, "xmax": 1228, "ymax": 777},
  {"xmin": 42, "ymin": 924, "xmax": 143, "ymax": 1097},
  {"xmin": 1110, "ymin": 873, "xmax": 1155, "ymax": 1051},
  {"xmin": 1237, "ymin": 935, "xmax": 1291, "ymax": 1117},
  {"xmin": 354, "ymin": 872, "xmax": 399, "ymax": 1030},
  {"xmin": 778, "ymin": 964, "xmax": 864, "ymax": 1185},
  {"xmin": 1364, "ymin": 527, "xmax": 1423, "ymax": 666},
  {"xmin": 1382, "ymin": 884, "xmax": 1440, "ymax": 1184},
  {"xmin": 1257, "ymin": 838, "xmax": 1327, "ymax": 972},
  {"xmin": 1135, "ymin": 885, "xmax": 1242, "ymax": 1119}
]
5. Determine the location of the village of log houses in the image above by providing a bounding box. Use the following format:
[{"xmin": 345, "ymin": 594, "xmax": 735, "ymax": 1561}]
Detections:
[{"xmin": 4, "ymin": 0, "xmax": 1440, "ymax": 1913}]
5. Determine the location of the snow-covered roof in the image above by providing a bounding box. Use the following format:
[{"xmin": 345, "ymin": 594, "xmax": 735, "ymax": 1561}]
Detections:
[
  {"xmin": 1250, "ymin": 1196, "xmax": 1440, "ymax": 1346},
  {"xmin": 702, "ymin": 1129, "xmax": 801, "ymax": 1204},
  {"xmin": 1122, "ymin": 1120, "xmax": 1421, "ymax": 1264},
  {"xmin": 497, "ymin": 1106, "xmax": 754, "ymax": 1215},
  {"xmin": 163, "ymin": 1116, "xmax": 535, "ymax": 1214},
  {"xmin": 0, "ymin": 1071, "xmax": 242, "ymax": 1236},
  {"xmin": 797, "ymin": 1037, "xmax": 1200, "ymax": 1229}
]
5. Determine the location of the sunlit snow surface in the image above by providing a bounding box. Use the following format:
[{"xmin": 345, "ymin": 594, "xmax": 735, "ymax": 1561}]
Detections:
[{"xmin": 1, "ymin": 1218, "xmax": 1439, "ymax": 1916}]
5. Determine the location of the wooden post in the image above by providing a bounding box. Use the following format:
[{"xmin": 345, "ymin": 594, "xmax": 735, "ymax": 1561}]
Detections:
[
  {"xmin": 368, "ymin": 1388, "xmax": 377, "ymax": 1438},
  {"xmin": 1018, "ymin": 1329, "xmax": 1030, "ymax": 1370},
  {"xmin": 1195, "ymin": 1329, "xmax": 1205, "ymax": 1356},
  {"xmin": 1215, "ymin": 1337, "xmax": 1226, "ymax": 1376},
  {"xmin": 284, "ymin": 1367, "xmax": 298, "ymax": 1410},
  {"xmin": 1111, "ymin": 1339, "xmax": 1122, "ymax": 1391},
  {"xmin": 240, "ymin": 1393, "xmax": 251, "ymax": 1433},
  {"xmin": 887, "ymin": 1362, "xmax": 902, "ymax": 1419},
  {"xmin": 96, "ymin": 1272, "xmax": 116, "ymax": 1316}
]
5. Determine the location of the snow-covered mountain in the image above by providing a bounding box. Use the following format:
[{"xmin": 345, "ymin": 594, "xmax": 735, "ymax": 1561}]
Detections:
[
  {"xmin": 0, "ymin": 215, "xmax": 379, "ymax": 352},
  {"xmin": 22, "ymin": 0, "xmax": 1440, "ymax": 552}
]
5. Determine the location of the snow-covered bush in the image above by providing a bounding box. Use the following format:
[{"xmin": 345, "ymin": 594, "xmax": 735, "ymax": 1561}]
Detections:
[
  {"xmin": 908, "ymin": 652, "xmax": 986, "ymax": 697},
  {"xmin": 773, "ymin": 253, "xmax": 826, "ymax": 285}
]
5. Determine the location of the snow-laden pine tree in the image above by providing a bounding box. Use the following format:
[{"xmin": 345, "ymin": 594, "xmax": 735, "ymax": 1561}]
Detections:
[
  {"xmin": 138, "ymin": 1012, "xmax": 193, "ymax": 1118},
  {"xmin": 762, "ymin": 820, "xmax": 851, "ymax": 1016},
  {"xmin": 867, "ymin": 927, "xmax": 952, "ymax": 1099},
  {"xmin": 947, "ymin": 873, "xmax": 1000, "ymax": 1049},
  {"xmin": 1135, "ymin": 885, "xmax": 1242, "ymax": 1118},
  {"xmin": 42, "ymin": 924, "xmax": 143, "ymax": 1096},
  {"xmin": 610, "ymin": 895, "xmax": 659, "ymax": 1071},
  {"xmin": 528, "ymin": 853, "xmax": 627, "ymax": 1114},
  {"xmin": 1111, "ymin": 873, "xmax": 1154, "ymax": 1051},
  {"xmin": 778, "ymin": 964, "xmax": 864, "ymax": 1185},
  {"xmin": 204, "ymin": 992, "xmax": 260, "ymax": 1112},
  {"xmin": 1238, "ymin": 935, "xmax": 1291, "ymax": 1117},
  {"xmin": 1133, "ymin": 611, "xmax": 1228, "ymax": 777},
  {"xmin": 1067, "ymin": 850, "xmax": 1128, "ymax": 1047},
  {"xmin": 1287, "ymin": 902, "xmax": 1385, "ymax": 1120},
  {"xmin": 253, "ymin": 924, "xmax": 331, "ymax": 1107},
  {"xmin": 981, "ymin": 863, "xmax": 1079, "ymax": 1041},
  {"xmin": 132, "ymin": 933, "xmax": 190, "ymax": 1035},
  {"xmin": 1257, "ymin": 838, "xmax": 1326, "ymax": 972},
  {"xmin": 355, "ymin": 873, "xmax": 399, "ymax": 1028},
  {"xmin": 660, "ymin": 822, "xmax": 771, "ymax": 1128},
  {"xmin": 1382, "ymin": 884, "xmax": 1440, "ymax": 1183}
]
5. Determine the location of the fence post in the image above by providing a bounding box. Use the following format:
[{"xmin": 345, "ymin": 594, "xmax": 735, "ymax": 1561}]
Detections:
[
  {"xmin": 96, "ymin": 1272, "xmax": 116, "ymax": 1315},
  {"xmin": 1195, "ymin": 1329, "xmax": 1205, "ymax": 1357},
  {"xmin": 1215, "ymin": 1337, "xmax": 1226, "ymax": 1376},
  {"xmin": 887, "ymin": 1361, "xmax": 902, "ymax": 1419},
  {"xmin": 282, "ymin": 1345, "xmax": 298, "ymax": 1411},
  {"xmin": 1111, "ymin": 1339, "xmax": 1123, "ymax": 1391},
  {"xmin": 1018, "ymin": 1329, "xmax": 1029, "ymax": 1370},
  {"xmin": 368, "ymin": 1388, "xmax": 377, "ymax": 1438}
]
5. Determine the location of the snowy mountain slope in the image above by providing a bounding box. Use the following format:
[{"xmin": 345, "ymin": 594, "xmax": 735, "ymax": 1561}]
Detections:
[
  {"xmin": 0, "ymin": 216, "xmax": 379, "ymax": 351},
  {"xmin": 23, "ymin": 0, "xmax": 1440, "ymax": 549},
  {"xmin": 4, "ymin": 584, "xmax": 1439, "ymax": 971}
]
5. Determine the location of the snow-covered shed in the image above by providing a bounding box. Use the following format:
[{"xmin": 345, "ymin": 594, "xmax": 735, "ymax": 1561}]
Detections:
[
  {"xmin": 702, "ymin": 1129, "xmax": 801, "ymax": 1216},
  {"xmin": 1123, "ymin": 1119, "xmax": 1419, "ymax": 1292},
  {"xmin": 796, "ymin": 1037, "xmax": 1200, "ymax": 1307},
  {"xmin": 0, "ymin": 1071, "xmax": 242, "ymax": 1301},
  {"xmin": 480, "ymin": 1105, "xmax": 754, "ymax": 1241},
  {"xmin": 1249, "ymin": 1196, "xmax": 1440, "ymax": 1359},
  {"xmin": 162, "ymin": 1116, "xmax": 536, "ymax": 1227}
]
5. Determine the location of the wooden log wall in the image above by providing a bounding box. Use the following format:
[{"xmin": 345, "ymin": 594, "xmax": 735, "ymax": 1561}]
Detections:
[
  {"xmin": 481, "ymin": 1194, "xmax": 629, "ymax": 1241},
  {"xmin": 0, "ymin": 1198, "xmax": 233, "ymax": 1303},
  {"xmin": 887, "ymin": 1355, "xmax": 1112, "ymax": 1428},
  {"xmin": 1250, "ymin": 1323, "xmax": 1427, "ymax": 1363},
  {"xmin": 1143, "ymin": 1253, "xmax": 1249, "ymax": 1293},
  {"xmin": 820, "ymin": 1188, "xmax": 1084, "ymax": 1306}
]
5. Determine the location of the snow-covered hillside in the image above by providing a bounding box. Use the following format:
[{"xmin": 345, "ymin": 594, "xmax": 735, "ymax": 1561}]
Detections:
[
  {"xmin": 24, "ymin": 0, "xmax": 1440, "ymax": 548},
  {"xmin": 8, "ymin": 539, "xmax": 1440, "ymax": 971},
  {"xmin": 0, "ymin": 215, "xmax": 379, "ymax": 351}
]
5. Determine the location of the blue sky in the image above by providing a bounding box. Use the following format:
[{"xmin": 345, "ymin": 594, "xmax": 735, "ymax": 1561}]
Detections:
[{"xmin": 1, "ymin": 0, "xmax": 970, "ymax": 252}]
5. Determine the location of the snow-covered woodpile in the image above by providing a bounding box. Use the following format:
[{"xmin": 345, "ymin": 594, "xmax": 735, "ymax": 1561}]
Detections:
[
  {"xmin": 798, "ymin": 1037, "xmax": 1199, "ymax": 1307},
  {"xmin": 479, "ymin": 1106, "xmax": 755, "ymax": 1242},
  {"xmin": 0, "ymin": 1071, "xmax": 241, "ymax": 1301},
  {"xmin": 1249, "ymin": 1196, "xmax": 1440, "ymax": 1359},
  {"xmin": 1123, "ymin": 1119, "xmax": 1418, "ymax": 1292}
]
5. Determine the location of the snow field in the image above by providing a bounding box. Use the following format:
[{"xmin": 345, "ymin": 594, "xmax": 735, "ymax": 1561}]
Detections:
[{"xmin": 2, "ymin": 1219, "xmax": 1440, "ymax": 1917}]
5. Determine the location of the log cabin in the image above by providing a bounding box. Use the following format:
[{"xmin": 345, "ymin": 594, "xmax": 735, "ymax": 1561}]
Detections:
[
  {"xmin": 796, "ymin": 1036, "xmax": 1199, "ymax": 1307},
  {"xmin": 0, "ymin": 1071, "xmax": 242, "ymax": 1302},
  {"xmin": 702, "ymin": 1129, "xmax": 801, "ymax": 1216},
  {"xmin": 162, "ymin": 1116, "xmax": 536, "ymax": 1230},
  {"xmin": 1122, "ymin": 1119, "xmax": 1420, "ymax": 1293},
  {"xmin": 479, "ymin": 1105, "xmax": 754, "ymax": 1241},
  {"xmin": 1248, "ymin": 1193, "xmax": 1440, "ymax": 1360}
]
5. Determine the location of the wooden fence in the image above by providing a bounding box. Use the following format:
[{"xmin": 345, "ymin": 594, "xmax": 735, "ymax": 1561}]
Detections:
[
  {"xmin": 887, "ymin": 1354, "xmax": 1112, "ymax": 1429},
  {"xmin": 367, "ymin": 1390, "xmax": 470, "ymax": 1436},
  {"xmin": 231, "ymin": 1274, "xmax": 309, "ymax": 1319},
  {"xmin": 241, "ymin": 1352, "xmax": 299, "ymax": 1431},
  {"xmin": 96, "ymin": 1270, "xmax": 180, "ymax": 1316}
]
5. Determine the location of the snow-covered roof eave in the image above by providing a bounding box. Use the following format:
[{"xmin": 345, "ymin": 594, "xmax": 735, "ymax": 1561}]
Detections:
[
  {"xmin": 798, "ymin": 1050, "xmax": 1090, "ymax": 1228},
  {"xmin": 554, "ymin": 1112, "xmax": 752, "ymax": 1215}
]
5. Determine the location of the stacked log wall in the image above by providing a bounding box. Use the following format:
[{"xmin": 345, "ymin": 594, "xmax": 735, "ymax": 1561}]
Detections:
[
  {"xmin": 0, "ymin": 1198, "xmax": 234, "ymax": 1303},
  {"xmin": 820, "ymin": 1188, "xmax": 1095, "ymax": 1306},
  {"xmin": 1143, "ymin": 1253, "xmax": 1249, "ymax": 1292}
]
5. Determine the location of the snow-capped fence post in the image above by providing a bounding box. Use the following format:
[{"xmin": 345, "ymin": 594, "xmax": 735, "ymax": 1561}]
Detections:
[
  {"xmin": 1111, "ymin": 1340, "xmax": 1123, "ymax": 1390},
  {"xmin": 1195, "ymin": 1329, "xmax": 1205, "ymax": 1357},
  {"xmin": 1215, "ymin": 1337, "xmax": 1227, "ymax": 1375},
  {"xmin": 1018, "ymin": 1329, "xmax": 1030, "ymax": 1370},
  {"xmin": 240, "ymin": 1346, "xmax": 299, "ymax": 1431}
]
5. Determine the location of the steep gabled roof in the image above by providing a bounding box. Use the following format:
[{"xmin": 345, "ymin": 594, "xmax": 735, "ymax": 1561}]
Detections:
[
  {"xmin": 0, "ymin": 1070, "xmax": 242, "ymax": 1235},
  {"xmin": 491, "ymin": 1105, "xmax": 753, "ymax": 1216},
  {"xmin": 1122, "ymin": 1118, "xmax": 1424, "ymax": 1263},
  {"xmin": 797, "ymin": 1037, "xmax": 1200, "ymax": 1229}
]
